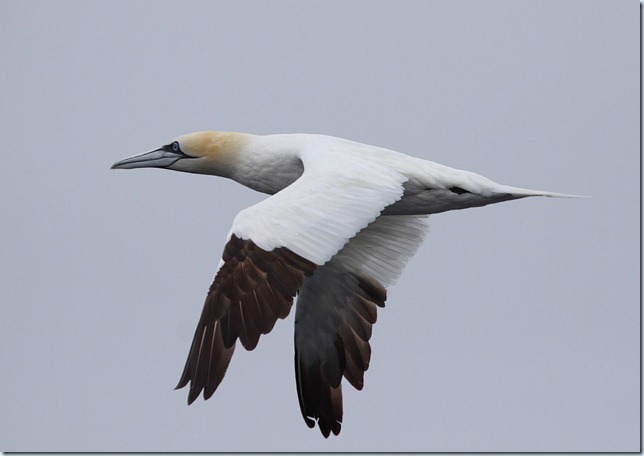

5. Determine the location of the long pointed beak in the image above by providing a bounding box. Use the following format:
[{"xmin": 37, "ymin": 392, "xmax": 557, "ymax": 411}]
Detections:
[{"xmin": 111, "ymin": 146, "xmax": 187, "ymax": 170}]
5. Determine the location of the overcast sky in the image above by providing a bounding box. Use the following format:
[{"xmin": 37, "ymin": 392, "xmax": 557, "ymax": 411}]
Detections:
[{"xmin": 1, "ymin": 0, "xmax": 639, "ymax": 452}]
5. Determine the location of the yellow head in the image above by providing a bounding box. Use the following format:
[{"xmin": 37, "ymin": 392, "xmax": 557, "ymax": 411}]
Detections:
[{"xmin": 111, "ymin": 131, "xmax": 250, "ymax": 176}]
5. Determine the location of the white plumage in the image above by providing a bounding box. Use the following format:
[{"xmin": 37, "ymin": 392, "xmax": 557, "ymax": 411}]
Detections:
[{"xmin": 112, "ymin": 131, "xmax": 577, "ymax": 437}]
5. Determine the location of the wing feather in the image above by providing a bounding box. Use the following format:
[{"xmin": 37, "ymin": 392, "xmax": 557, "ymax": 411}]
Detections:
[
  {"xmin": 232, "ymin": 150, "xmax": 409, "ymax": 264},
  {"xmin": 177, "ymin": 150, "xmax": 418, "ymax": 426},
  {"xmin": 294, "ymin": 215, "xmax": 428, "ymax": 436},
  {"xmin": 175, "ymin": 234, "xmax": 316, "ymax": 404}
]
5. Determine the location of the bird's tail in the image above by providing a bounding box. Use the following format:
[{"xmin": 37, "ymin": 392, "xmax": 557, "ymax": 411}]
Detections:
[{"xmin": 500, "ymin": 185, "xmax": 589, "ymax": 199}]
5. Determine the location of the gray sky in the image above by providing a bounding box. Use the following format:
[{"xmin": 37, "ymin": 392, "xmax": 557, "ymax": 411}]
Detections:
[{"xmin": 1, "ymin": 0, "xmax": 639, "ymax": 452}]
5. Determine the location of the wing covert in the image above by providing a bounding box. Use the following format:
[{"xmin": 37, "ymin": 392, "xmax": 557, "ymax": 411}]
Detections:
[{"xmin": 231, "ymin": 149, "xmax": 409, "ymax": 265}]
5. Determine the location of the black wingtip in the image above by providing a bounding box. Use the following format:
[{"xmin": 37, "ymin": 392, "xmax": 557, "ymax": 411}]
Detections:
[
  {"xmin": 186, "ymin": 386, "xmax": 201, "ymax": 405},
  {"xmin": 317, "ymin": 418, "xmax": 341, "ymax": 438},
  {"xmin": 304, "ymin": 415, "xmax": 316, "ymax": 429},
  {"xmin": 175, "ymin": 376, "xmax": 189, "ymax": 391}
]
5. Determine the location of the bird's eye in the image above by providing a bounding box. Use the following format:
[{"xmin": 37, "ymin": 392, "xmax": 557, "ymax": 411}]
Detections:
[{"xmin": 172, "ymin": 141, "xmax": 180, "ymax": 152}]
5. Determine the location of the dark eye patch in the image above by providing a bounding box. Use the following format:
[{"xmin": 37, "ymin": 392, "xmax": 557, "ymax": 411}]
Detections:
[{"xmin": 161, "ymin": 142, "xmax": 193, "ymax": 158}]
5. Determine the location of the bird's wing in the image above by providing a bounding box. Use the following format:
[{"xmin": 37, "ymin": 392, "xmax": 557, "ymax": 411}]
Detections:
[
  {"xmin": 174, "ymin": 234, "xmax": 317, "ymax": 404},
  {"xmin": 294, "ymin": 214, "xmax": 429, "ymax": 437},
  {"xmin": 231, "ymin": 148, "xmax": 409, "ymax": 264},
  {"xmin": 176, "ymin": 150, "xmax": 409, "ymax": 404}
]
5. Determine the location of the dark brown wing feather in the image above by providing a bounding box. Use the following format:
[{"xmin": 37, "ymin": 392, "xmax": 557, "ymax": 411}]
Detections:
[
  {"xmin": 292, "ymin": 215, "xmax": 427, "ymax": 436},
  {"xmin": 176, "ymin": 234, "xmax": 316, "ymax": 404},
  {"xmin": 294, "ymin": 269, "xmax": 386, "ymax": 437}
]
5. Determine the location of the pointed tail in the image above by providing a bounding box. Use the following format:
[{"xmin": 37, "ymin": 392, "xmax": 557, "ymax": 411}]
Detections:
[{"xmin": 500, "ymin": 185, "xmax": 589, "ymax": 199}]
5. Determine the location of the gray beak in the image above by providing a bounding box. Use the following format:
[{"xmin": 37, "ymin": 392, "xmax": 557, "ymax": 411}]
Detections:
[{"xmin": 111, "ymin": 144, "xmax": 189, "ymax": 170}]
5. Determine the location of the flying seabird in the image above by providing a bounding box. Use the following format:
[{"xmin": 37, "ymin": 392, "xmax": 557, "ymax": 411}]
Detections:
[{"xmin": 112, "ymin": 131, "xmax": 577, "ymax": 437}]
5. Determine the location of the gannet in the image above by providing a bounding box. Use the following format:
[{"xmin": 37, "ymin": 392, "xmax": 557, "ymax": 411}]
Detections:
[{"xmin": 112, "ymin": 131, "xmax": 577, "ymax": 437}]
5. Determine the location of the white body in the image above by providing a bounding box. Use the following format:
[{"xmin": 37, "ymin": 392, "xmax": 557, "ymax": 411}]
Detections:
[{"xmin": 212, "ymin": 133, "xmax": 569, "ymax": 264}]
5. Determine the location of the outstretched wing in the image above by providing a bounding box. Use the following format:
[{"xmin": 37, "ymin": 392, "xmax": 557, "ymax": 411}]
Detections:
[
  {"xmin": 294, "ymin": 215, "xmax": 429, "ymax": 437},
  {"xmin": 175, "ymin": 234, "xmax": 316, "ymax": 403},
  {"xmin": 176, "ymin": 149, "xmax": 409, "ymax": 405}
]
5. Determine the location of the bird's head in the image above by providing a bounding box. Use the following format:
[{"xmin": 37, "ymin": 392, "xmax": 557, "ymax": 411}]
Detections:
[{"xmin": 111, "ymin": 131, "xmax": 248, "ymax": 176}]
